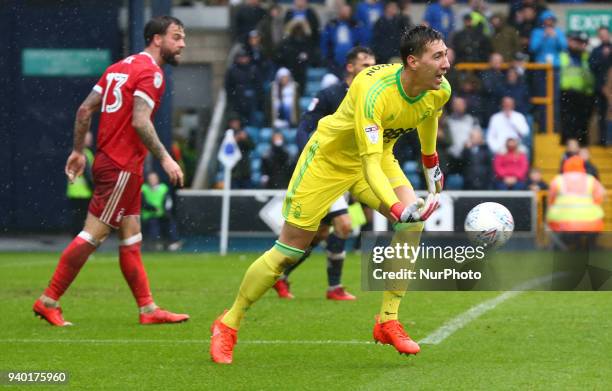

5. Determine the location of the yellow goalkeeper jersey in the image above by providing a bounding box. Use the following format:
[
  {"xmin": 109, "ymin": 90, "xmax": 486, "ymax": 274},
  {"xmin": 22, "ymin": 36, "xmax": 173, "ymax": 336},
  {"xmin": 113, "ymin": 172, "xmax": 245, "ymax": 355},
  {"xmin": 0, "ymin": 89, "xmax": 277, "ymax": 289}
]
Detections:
[{"xmin": 314, "ymin": 63, "xmax": 451, "ymax": 171}]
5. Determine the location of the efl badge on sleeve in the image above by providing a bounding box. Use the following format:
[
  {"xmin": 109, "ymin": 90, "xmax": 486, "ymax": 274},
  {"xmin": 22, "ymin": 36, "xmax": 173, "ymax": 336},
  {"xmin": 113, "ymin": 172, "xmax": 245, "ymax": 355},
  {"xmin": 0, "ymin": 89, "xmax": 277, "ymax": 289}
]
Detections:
[{"xmin": 364, "ymin": 124, "xmax": 379, "ymax": 144}]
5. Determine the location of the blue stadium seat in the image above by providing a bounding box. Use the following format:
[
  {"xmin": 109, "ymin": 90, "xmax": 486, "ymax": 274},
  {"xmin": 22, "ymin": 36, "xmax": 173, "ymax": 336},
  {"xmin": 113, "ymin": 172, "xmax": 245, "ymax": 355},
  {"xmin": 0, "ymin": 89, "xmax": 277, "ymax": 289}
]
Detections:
[
  {"xmin": 402, "ymin": 161, "xmax": 419, "ymax": 173},
  {"xmin": 307, "ymin": 67, "xmax": 327, "ymax": 83},
  {"xmin": 250, "ymin": 157, "xmax": 262, "ymax": 173},
  {"xmin": 407, "ymin": 174, "xmax": 423, "ymax": 190},
  {"xmin": 286, "ymin": 143, "xmax": 299, "ymax": 159},
  {"xmin": 245, "ymin": 126, "xmax": 259, "ymax": 143},
  {"xmin": 255, "ymin": 143, "xmax": 270, "ymax": 157},
  {"xmin": 282, "ymin": 128, "xmax": 297, "ymax": 144},
  {"xmin": 305, "ymin": 82, "xmax": 321, "ymax": 97},
  {"xmin": 251, "ymin": 171, "xmax": 262, "ymax": 187},
  {"xmin": 445, "ymin": 174, "xmax": 464, "ymax": 190},
  {"xmin": 260, "ymin": 127, "xmax": 273, "ymax": 143}
]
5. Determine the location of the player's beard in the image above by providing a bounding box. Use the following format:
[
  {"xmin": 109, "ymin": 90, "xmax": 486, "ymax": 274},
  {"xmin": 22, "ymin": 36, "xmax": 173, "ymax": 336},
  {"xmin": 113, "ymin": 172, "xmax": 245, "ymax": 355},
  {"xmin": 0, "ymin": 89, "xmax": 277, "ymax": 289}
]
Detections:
[{"xmin": 161, "ymin": 47, "xmax": 180, "ymax": 66}]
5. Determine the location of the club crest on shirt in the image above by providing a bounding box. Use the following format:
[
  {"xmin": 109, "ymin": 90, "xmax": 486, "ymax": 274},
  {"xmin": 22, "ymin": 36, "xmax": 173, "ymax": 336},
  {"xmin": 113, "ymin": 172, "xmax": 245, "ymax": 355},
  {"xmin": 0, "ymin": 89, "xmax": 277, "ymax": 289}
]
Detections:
[
  {"xmin": 364, "ymin": 124, "xmax": 379, "ymax": 144},
  {"xmin": 154, "ymin": 72, "xmax": 163, "ymax": 88}
]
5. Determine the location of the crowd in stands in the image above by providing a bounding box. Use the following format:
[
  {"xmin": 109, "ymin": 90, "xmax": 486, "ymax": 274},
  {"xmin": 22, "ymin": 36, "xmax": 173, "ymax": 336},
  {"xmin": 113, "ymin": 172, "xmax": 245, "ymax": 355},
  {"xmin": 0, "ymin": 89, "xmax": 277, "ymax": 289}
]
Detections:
[{"xmin": 219, "ymin": 0, "xmax": 611, "ymax": 190}]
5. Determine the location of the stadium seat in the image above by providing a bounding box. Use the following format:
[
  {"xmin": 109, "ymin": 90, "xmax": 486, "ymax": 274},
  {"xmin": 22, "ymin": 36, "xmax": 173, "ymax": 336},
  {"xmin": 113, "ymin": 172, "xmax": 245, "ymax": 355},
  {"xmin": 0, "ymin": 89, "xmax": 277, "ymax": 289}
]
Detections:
[
  {"xmin": 402, "ymin": 161, "xmax": 419, "ymax": 174},
  {"xmin": 259, "ymin": 127, "xmax": 273, "ymax": 143},
  {"xmin": 250, "ymin": 157, "xmax": 262, "ymax": 173},
  {"xmin": 306, "ymin": 67, "xmax": 327, "ymax": 83},
  {"xmin": 245, "ymin": 126, "xmax": 259, "ymax": 143},
  {"xmin": 305, "ymin": 82, "xmax": 321, "ymax": 97},
  {"xmin": 282, "ymin": 128, "xmax": 297, "ymax": 144},
  {"xmin": 255, "ymin": 143, "xmax": 271, "ymax": 158},
  {"xmin": 445, "ymin": 174, "xmax": 464, "ymax": 190},
  {"xmin": 251, "ymin": 171, "xmax": 262, "ymax": 187},
  {"xmin": 286, "ymin": 143, "xmax": 299, "ymax": 159}
]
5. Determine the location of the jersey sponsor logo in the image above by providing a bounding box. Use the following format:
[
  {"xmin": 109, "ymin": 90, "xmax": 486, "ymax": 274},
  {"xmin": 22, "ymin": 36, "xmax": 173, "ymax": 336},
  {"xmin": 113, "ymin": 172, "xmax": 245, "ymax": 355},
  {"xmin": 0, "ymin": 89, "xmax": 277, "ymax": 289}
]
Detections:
[
  {"xmin": 383, "ymin": 127, "xmax": 415, "ymax": 143},
  {"xmin": 365, "ymin": 64, "xmax": 393, "ymax": 77},
  {"xmin": 153, "ymin": 72, "xmax": 163, "ymax": 88},
  {"xmin": 364, "ymin": 124, "xmax": 379, "ymax": 144}
]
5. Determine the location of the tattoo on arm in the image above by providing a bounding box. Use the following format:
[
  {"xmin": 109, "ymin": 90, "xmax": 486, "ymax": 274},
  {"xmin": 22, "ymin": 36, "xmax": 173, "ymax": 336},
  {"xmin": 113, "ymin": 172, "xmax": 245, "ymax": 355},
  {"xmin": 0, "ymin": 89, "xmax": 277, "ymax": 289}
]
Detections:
[
  {"xmin": 73, "ymin": 91, "xmax": 101, "ymax": 151},
  {"xmin": 132, "ymin": 97, "xmax": 169, "ymax": 161}
]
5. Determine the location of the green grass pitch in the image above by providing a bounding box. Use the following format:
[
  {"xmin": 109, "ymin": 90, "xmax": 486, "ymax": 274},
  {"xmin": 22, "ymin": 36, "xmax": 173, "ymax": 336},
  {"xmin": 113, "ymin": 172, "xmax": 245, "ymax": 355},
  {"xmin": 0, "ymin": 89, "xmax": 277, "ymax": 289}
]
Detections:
[{"xmin": 1, "ymin": 251, "xmax": 611, "ymax": 390}]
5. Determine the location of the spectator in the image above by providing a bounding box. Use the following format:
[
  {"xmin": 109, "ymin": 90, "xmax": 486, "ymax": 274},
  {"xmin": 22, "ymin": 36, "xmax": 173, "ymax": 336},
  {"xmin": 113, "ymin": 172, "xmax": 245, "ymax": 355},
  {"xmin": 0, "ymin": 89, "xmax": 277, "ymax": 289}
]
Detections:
[
  {"xmin": 257, "ymin": 4, "xmax": 285, "ymax": 60},
  {"xmin": 371, "ymin": 1, "xmax": 412, "ymax": 64},
  {"xmin": 275, "ymin": 19, "xmax": 319, "ymax": 96},
  {"xmin": 452, "ymin": 13, "xmax": 492, "ymax": 63},
  {"xmin": 529, "ymin": 10, "xmax": 566, "ymax": 67},
  {"xmin": 446, "ymin": 97, "xmax": 481, "ymax": 170},
  {"xmin": 486, "ymin": 96, "xmax": 530, "ymax": 154},
  {"xmin": 502, "ymin": 67, "xmax": 531, "ymax": 115},
  {"xmin": 261, "ymin": 132, "xmax": 294, "ymax": 189},
  {"xmin": 227, "ymin": 117, "xmax": 255, "ymax": 189},
  {"xmin": 355, "ymin": 0, "xmax": 384, "ymax": 46},
  {"xmin": 560, "ymin": 31, "xmax": 594, "ymax": 145},
  {"xmin": 529, "ymin": 9, "xmax": 567, "ymax": 131},
  {"xmin": 579, "ymin": 147, "xmax": 600, "ymax": 180},
  {"xmin": 526, "ymin": 167, "xmax": 548, "ymax": 191},
  {"xmin": 547, "ymin": 156, "xmax": 606, "ymax": 249},
  {"xmin": 513, "ymin": 5, "xmax": 538, "ymax": 53},
  {"xmin": 481, "ymin": 52, "xmax": 507, "ymax": 120},
  {"xmin": 245, "ymin": 30, "xmax": 273, "ymax": 81},
  {"xmin": 270, "ymin": 67, "xmax": 300, "ymax": 128},
  {"xmin": 284, "ymin": 0, "xmax": 320, "ymax": 48},
  {"xmin": 320, "ymin": 4, "xmax": 364, "ymax": 77},
  {"xmin": 493, "ymin": 137, "xmax": 529, "ymax": 190},
  {"xmin": 423, "ymin": 0, "xmax": 455, "ymax": 42},
  {"xmin": 559, "ymin": 138, "xmax": 580, "ymax": 170},
  {"xmin": 603, "ymin": 66, "xmax": 612, "ymax": 146},
  {"xmin": 225, "ymin": 49, "xmax": 264, "ymax": 126},
  {"xmin": 461, "ymin": 128, "xmax": 493, "ymax": 190},
  {"xmin": 490, "ymin": 13, "xmax": 520, "ymax": 62},
  {"xmin": 232, "ymin": 0, "xmax": 267, "ymax": 43},
  {"xmin": 141, "ymin": 172, "xmax": 181, "ymax": 251},
  {"xmin": 456, "ymin": 72, "xmax": 486, "ymax": 125},
  {"xmin": 589, "ymin": 26, "xmax": 612, "ymax": 146}
]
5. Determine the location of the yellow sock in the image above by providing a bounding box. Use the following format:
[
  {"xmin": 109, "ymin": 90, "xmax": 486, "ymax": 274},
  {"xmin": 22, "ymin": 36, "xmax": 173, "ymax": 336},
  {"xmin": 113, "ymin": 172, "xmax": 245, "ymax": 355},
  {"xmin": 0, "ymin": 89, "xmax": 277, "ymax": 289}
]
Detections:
[
  {"xmin": 379, "ymin": 290, "xmax": 405, "ymax": 322},
  {"xmin": 379, "ymin": 221, "xmax": 423, "ymax": 323},
  {"xmin": 222, "ymin": 241, "xmax": 304, "ymax": 330}
]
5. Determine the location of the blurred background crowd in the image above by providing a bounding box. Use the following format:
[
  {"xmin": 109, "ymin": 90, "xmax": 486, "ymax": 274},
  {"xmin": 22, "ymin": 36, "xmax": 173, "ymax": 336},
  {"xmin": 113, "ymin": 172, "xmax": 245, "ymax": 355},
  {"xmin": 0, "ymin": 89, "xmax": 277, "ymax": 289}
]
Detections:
[{"xmin": 203, "ymin": 0, "xmax": 611, "ymax": 192}]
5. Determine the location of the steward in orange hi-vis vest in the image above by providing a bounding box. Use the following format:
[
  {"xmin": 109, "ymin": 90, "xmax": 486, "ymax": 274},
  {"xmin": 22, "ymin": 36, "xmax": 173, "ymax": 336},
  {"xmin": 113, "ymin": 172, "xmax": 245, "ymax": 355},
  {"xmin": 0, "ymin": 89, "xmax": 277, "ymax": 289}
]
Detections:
[{"xmin": 547, "ymin": 156, "xmax": 606, "ymax": 232}]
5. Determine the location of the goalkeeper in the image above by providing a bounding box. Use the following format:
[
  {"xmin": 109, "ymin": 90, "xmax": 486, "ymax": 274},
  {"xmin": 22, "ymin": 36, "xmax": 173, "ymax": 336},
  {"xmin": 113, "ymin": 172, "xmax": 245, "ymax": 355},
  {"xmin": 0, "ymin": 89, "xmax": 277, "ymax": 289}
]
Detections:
[{"xmin": 211, "ymin": 26, "xmax": 451, "ymax": 364}]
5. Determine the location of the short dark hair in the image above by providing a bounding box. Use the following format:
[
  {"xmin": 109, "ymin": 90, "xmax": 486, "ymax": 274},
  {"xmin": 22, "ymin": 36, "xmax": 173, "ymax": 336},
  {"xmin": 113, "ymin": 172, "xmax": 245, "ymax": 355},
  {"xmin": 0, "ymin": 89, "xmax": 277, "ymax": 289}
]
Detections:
[
  {"xmin": 144, "ymin": 16, "xmax": 184, "ymax": 46},
  {"xmin": 399, "ymin": 25, "xmax": 444, "ymax": 66},
  {"xmin": 346, "ymin": 46, "xmax": 375, "ymax": 65}
]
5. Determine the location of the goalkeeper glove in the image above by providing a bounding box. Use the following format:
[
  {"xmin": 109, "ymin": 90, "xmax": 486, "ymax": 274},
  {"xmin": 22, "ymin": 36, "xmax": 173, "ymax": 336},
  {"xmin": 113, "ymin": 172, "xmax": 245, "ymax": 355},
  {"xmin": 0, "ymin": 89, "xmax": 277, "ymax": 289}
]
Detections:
[
  {"xmin": 390, "ymin": 193, "xmax": 440, "ymax": 223},
  {"xmin": 422, "ymin": 152, "xmax": 444, "ymax": 194}
]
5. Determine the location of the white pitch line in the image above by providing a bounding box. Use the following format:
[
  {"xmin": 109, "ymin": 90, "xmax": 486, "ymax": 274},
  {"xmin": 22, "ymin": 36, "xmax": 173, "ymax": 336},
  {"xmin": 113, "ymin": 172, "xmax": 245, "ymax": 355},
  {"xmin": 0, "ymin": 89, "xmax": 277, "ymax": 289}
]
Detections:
[
  {"xmin": 419, "ymin": 273, "xmax": 562, "ymax": 345},
  {"xmin": 0, "ymin": 338, "xmax": 373, "ymax": 346}
]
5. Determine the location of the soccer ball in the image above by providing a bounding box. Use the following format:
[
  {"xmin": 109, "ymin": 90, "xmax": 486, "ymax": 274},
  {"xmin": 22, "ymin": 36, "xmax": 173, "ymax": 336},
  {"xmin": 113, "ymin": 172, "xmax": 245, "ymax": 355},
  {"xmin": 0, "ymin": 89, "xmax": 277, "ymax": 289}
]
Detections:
[{"xmin": 464, "ymin": 202, "xmax": 514, "ymax": 249}]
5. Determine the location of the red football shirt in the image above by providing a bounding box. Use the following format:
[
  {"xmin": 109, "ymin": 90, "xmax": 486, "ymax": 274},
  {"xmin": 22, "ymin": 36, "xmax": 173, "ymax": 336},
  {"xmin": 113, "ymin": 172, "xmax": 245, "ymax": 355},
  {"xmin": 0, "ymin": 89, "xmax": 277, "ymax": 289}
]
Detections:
[{"xmin": 93, "ymin": 52, "xmax": 165, "ymax": 175}]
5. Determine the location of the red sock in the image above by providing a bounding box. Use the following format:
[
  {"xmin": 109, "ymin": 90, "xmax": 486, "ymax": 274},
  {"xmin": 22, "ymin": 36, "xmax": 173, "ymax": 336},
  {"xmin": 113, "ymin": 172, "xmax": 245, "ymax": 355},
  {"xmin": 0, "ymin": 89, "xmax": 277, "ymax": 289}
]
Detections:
[
  {"xmin": 119, "ymin": 242, "xmax": 153, "ymax": 307},
  {"xmin": 44, "ymin": 236, "xmax": 96, "ymax": 300}
]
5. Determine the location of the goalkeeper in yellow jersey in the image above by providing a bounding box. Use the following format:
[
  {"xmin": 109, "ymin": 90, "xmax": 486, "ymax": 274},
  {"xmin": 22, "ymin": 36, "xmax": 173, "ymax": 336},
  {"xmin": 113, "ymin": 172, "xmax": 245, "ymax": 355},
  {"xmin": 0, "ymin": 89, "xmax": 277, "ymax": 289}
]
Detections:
[{"xmin": 211, "ymin": 26, "xmax": 451, "ymax": 364}]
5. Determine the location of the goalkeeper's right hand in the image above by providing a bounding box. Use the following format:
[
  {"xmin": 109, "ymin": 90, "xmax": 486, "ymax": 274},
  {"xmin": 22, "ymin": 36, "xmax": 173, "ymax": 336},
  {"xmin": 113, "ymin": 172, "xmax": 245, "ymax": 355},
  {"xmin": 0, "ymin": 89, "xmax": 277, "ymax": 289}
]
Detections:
[{"xmin": 390, "ymin": 193, "xmax": 440, "ymax": 223}]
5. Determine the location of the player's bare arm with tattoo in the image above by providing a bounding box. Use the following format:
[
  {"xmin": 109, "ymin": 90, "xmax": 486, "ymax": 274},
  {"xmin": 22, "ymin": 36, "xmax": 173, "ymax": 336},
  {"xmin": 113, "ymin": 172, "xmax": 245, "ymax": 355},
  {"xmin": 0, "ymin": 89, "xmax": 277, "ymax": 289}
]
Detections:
[
  {"xmin": 132, "ymin": 96, "xmax": 184, "ymax": 187},
  {"xmin": 65, "ymin": 91, "xmax": 102, "ymax": 183}
]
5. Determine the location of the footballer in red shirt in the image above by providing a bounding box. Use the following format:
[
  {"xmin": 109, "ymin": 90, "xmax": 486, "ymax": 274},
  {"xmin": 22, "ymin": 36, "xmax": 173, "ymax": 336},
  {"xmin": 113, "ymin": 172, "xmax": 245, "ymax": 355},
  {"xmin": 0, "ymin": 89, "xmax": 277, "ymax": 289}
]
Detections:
[{"xmin": 33, "ymin": 16, "xmax": 190, "ymax": 326}]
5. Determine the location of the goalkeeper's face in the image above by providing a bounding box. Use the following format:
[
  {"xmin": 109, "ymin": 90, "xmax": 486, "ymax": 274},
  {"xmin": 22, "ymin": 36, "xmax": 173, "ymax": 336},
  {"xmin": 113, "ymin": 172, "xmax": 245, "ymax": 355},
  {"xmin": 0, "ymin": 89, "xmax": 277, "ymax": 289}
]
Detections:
[{"xmin": 415, "ymin": 40, "xmax": 450, "ymax": 90}]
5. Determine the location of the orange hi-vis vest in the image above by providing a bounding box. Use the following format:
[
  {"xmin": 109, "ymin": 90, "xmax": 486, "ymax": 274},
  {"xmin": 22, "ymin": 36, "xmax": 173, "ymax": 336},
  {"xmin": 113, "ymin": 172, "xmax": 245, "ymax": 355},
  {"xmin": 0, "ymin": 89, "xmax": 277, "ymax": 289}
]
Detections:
[{"xmin": 546, "ymin": 172, "xmax": 605, "ymax": 232}]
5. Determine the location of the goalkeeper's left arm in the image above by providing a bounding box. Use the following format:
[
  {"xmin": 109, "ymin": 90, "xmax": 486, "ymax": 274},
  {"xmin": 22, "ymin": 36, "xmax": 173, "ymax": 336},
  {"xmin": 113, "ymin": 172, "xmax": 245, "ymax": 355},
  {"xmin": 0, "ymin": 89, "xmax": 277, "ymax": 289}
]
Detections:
[{"xmin": 418, "ymin": 111, "xmax": 443, "ymax": 194}]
